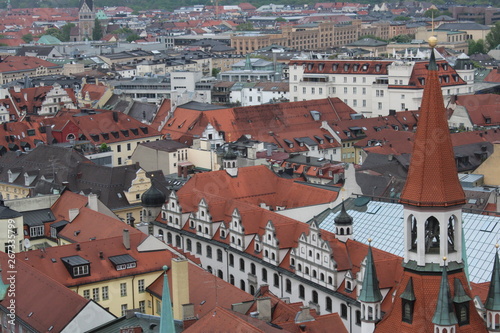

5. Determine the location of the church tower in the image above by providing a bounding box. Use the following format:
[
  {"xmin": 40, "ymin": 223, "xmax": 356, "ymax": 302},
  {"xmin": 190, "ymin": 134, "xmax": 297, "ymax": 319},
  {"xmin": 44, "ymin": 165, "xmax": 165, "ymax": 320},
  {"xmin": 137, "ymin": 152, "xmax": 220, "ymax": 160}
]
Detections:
[
  {"xmin": 375, "ymin": 37, "xmax": 488, "ymax": 333},
  {"xmin": 78, "ymin": 0, "xmax": 95, "ymax": 41}
]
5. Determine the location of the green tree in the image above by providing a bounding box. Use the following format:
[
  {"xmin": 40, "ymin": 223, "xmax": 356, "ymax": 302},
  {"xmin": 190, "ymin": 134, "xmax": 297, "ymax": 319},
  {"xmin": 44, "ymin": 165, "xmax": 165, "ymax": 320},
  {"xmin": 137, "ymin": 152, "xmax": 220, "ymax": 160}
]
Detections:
[
  {"xmin": 486, "ymin": 22, "xmax": 500, "ymax": 51},
  {"xmin": 468, "ymin": 39, "xmax": 486, "ymax": 55},
  {"xmin": 126, "ymin": 34, "xmax": 140, "ymax": 42},
  {"xmin": 424, "ymin": 9, "xmax": 440, "ymax": 18},
  {"xmin": 44, "ymin": 27, "xmax": 63, "ymax": 41},
  {"xmin": 275, "ymin": 17, "xmax": 286, "ymax": 22},
  {"xmin": 92, "ymin": 18, "xmax": 103, "ymax": 41},
  {"xmin": 212, "ymin": 68, "xmax": 221, "ymax": 76},
  {"xmin": 236, "ymin": 22, "xmax": 254, "ymax": 31},
  {"xmin": 390, "ymin": 34, "xmax": 414, "ymax": 43},
  {"xmin": 394, "ymin": 16, "xmax": 411, "ymax": 21},
  {"xmin": 59, "ymin": 23, "xmax": 75, "ymax": 42},
  {"xmin": 22, "ymin": 33, "xmax": 33, "ymax": 43}
]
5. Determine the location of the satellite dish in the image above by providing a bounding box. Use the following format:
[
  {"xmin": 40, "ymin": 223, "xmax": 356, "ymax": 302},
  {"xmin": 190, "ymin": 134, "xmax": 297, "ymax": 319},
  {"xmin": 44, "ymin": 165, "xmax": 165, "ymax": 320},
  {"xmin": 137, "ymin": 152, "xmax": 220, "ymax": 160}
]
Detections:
[{"xmin": 23, "ymin": 238, "xmax": 31, "ymax": 250}]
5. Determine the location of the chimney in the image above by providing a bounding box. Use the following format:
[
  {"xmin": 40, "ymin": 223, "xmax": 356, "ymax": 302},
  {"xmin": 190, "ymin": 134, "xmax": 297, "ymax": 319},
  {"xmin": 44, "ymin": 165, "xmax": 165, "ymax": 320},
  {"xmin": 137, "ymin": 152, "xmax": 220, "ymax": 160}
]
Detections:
[
  {"xmin": 172, "ymin": 257, "xmax": 190, "ymax": 321},
  {"xmin": 68, "ymin": 208, "xmax": 79, "ymax": 222},
  {"xmin": 183, "ymin": 166, "xmax": 188, "ymax": 178},
  {"xmin": 182, "ymin": 303, "xmax": 197, "ymax": 329},
  {"xmin": 295, "ymin": 306, "xmax": 314, "ymax": 323},
  {"xmin": 99, "ymin": 251, "xmax": 104, "ymax": 259},
  {"xmin": 177, "ymin": 165, "xmax": 182, "ymax": 178},
  {"xmin": 388, "ymin": 109, "xmax": 396, "ymax": 116},
  {"xmin": 256, "ymin": 297, "xmax": 272, "ymax": 322},
  {"xmin": 87, "ymin": 194, "xmax": 98, "ymax": 211},
  {"xmin": 123, "ymin": 229, "xmax": 130, "ymax": 250}
]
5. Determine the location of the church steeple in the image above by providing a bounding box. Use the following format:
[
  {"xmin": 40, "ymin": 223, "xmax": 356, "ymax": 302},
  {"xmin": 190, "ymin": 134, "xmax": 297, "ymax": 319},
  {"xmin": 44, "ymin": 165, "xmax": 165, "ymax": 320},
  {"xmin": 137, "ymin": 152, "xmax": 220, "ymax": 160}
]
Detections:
[
  {"xmin": 159, "ymin": 265, "xmax": 175, "ymax": 333},
  {"xmin": 400, "ymin": 37, "xmax": 464, "ymax": 268},
  {"xmin": 359, "ymin": 241, "xmax": 383, "ymax": 333}
]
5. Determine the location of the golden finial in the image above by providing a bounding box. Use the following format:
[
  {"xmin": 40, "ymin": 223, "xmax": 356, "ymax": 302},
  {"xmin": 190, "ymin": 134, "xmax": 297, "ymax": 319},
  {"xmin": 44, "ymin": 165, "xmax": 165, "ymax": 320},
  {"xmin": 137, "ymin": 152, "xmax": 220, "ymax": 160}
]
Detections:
[
  {"xmin": 443, "ymin": 256, "xmax": 447, "ymax": 261},
  {"xmin": 496, "ymin": 244, "xmax": 499, "ymax": 249},
  {"xmin": 368, "ymin": 238, "xmax": 372, "ymax": 244},
  {"xmin": 428, "ymin": 36, "xmax": 438, "ymax": 48}
]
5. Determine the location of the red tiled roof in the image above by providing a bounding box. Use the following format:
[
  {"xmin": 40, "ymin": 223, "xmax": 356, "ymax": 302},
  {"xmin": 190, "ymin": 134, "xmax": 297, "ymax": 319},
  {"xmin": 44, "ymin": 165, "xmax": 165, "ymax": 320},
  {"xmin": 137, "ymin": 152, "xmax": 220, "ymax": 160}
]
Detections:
[
  {"xmin": 147, "ymin": 263, "xmax": 253, "ymax": 320},
  {"xmin": 455, "ymin": 94, "xmax": 500, "ymax": 127},
  {"xmin": 375, "ymin": 270, "xmax": 487, "ymax": 333},
  {"xmin": 164, "ymin": 98, "xmax": 357, "ymax": 147},
  {"xmin": 23, "ymin": 233, "xmax": 169, "ymax": 287},
  {"xmin": 0, "ymin": 252, "xmax": 93, "ymax": 332},
  {"xmin": 400, "ymin": 56, "xmax": 466, "ymax": 207},
  {"xmin": 0, "ymin": 55, "xmax": 60, "ymax": 73}
]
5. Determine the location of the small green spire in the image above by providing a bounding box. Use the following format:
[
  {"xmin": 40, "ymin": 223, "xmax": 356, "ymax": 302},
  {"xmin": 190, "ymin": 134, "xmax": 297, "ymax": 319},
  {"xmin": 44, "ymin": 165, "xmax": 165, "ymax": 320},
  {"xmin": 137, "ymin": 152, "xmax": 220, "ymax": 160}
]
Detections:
[
  {"xmin": 335, "ymin": 200, "xmax": 353, "ymax": 225},
  {"xmin": 485, "ymin": 249, "xmax": 500, "ymax": 311},
  {"xmin": 359, "ymin": 242, "xmax": 383, "ymax": 303},
  {"xmin": 453, "ymin": 278, "xmax": 471, "ymax": 304},
  {"xmin": 244, "ymin": 54, "xmax": 252, "ymax": 70},
  {"xmin": 432, "ymin": 260, "xmax": 458, "ymax": 326},
  {"xmin": 400, "ymin": 277, "xmax": 416, "ymax": 301},
  {"xmin": 159, "ymin": 265, "xmax": 175, "ymax": 333}
]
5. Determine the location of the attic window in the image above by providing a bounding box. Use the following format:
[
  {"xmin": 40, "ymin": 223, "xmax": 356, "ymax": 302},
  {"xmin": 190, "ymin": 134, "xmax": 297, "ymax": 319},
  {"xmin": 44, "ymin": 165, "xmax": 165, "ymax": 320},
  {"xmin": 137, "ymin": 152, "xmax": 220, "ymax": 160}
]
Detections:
[
  {"xmin": 27, "ymin": 129, "xmax": 35, "ymax": 136},
  {"xmin": 284, "ymin": 139, "xmax": 294, "ymax": 148},
  {"xmin": 101, "ymin": 133, "xmax": 109, "ymax": 140},
  {"xmin": 140, "ymin": 126, "xmax": 149, "ymax": 134},
  {"xmin": 90, "ymin": 134, "xmax": 99, "ymax": 142},
  {"xmin": 324, "ymin": 134, "xmax": 334, "ymax": 143},
  {"xmin": 375, "ymin": 64, "xmax": 381, "ymax": 72},
  {"xmin": 130, "ymin": 128, "xmax": 139, "ymax": 135},
  {"xmin": 353, "ymin": 64, "xmax": 359, "ymax": 72},
  {"xmin": 121, "ymin": 130, "xmax": 129, "ymax": 137},
  {"xmin": 108, "ymin": 254, "xmax": 137, "ymax": 271},
  {"xmin": 344, "ymin": 64, "xmax": 349, "ymax": 71},
  {"xmin": 61, "ymin": 255, "xmax": 90, "ymax": 278},
  {"xmin": 332, "ymin": 64, "xmax": 338, "ymax": 71},
  {"xmin": 111, "ymin": 131, "xmax": 119, "ymax": 138},
  {"xmin": 314, "ymin": 135, "xmax": 324, "ymax": 144},
  {"xmin": 294, "ymin": 138, "xmax": 304, "ymax": 146}
]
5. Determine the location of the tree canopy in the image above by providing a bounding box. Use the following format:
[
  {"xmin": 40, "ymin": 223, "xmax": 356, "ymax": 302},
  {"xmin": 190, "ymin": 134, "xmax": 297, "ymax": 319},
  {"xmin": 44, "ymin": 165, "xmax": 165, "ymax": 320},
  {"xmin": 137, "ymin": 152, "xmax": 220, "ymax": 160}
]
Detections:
[
  {"xmin": 486, "ymin": 22, "xmax": 500, "ymax": 51},
  {"xmin": 468, "ymin": 39, "xmax": 486, "ymax": 55}
]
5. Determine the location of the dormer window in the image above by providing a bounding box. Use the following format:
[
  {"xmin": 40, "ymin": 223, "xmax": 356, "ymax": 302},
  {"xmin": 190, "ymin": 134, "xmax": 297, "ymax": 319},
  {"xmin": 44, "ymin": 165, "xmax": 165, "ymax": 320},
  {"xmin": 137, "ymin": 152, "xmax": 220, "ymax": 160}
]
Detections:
[
  {"xmin": 62, "ymin": 255, "xmax": 90, "ymax": 278},
  {"xmin": 109, "ymin": 254, "xmax": 137, "ymax": 271}
]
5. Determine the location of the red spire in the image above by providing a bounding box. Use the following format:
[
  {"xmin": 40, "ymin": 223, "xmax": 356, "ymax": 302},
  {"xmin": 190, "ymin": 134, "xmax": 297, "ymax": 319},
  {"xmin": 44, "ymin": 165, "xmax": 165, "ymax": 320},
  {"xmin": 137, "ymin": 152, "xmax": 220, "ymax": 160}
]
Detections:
[{"xmin": 399, "ymin": 50, "xmax": 465, "ymax": 207}]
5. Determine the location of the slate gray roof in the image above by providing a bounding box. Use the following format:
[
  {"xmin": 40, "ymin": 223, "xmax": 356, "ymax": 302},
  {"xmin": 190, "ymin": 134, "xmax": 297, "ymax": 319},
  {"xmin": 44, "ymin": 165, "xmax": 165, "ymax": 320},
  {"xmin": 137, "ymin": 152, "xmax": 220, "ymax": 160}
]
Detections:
[
  {"xmin": 438, "ymin": 23, "xmax": 490, "ymax": 31},
  {"xmin": 0, "ymin": 204, "xmax": 21, "ymax": 219},
  {"xmin": 139, "ymin": 140, "xmax": 188, "ymax": 153},
  {"xmin": 23, "ymin": 208, "xmax": 55, "ymax": 227},
  {"xmin": 346, "ymin": 38, "xmax": 388, "ymax": 47}
]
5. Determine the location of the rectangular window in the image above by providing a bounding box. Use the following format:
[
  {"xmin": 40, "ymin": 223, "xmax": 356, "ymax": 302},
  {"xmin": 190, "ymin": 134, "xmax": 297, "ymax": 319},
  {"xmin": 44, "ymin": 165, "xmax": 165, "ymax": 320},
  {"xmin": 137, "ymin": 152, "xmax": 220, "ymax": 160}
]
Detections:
[
  {"xmin": 378, "ymin": 102, "xmax": 382, "ymax": 110},
  {"xmin": 156, "ymin": 299, "xmax": 161, "ymax": 315},
  {"xmin": 303, "ymin": 87, "xmax": 306, "ymax": 94},
  {"xmin": 353, "ymin": 77, "xmax": 356, "ymax": 83},
  {"xmin": 139, "ymin": 300, "xmax": 145, "ymax": 313},
  {"xmin": 294, "ymin": 86, "xmax": 297, "ymax": 92},
  {"xmin": 127, "ymin": 143, "xmax": 131, "ymax": 151},
  {"xmin": 401, "ymin": 103, "xmax": 406, "ymax": 110},
  {"xmin": 102, "ymin": 286, "xmax": 109, "ymax": 300},
  {"xmin": 83, "ymin": 289, "xmax": 90, "ymax": 300},
  {"xmin": 117, "ymin": 157, "xmax": 122, "ymax": 165},
  {"xmin": 117, "ymin": 145, "xmax": 121, "ymax": 153},
  {"xmin": 120, "ymin": 283, "xmax": 127, "ymax": 297},
  {"xmin": 311, "ymin": 87, "xmax": 315, "ymax": 94},
  {"xmin": 73, "ymin": 265, "xmax": 89, "ymax": 277},
  {"xmin": 344, "ymin": 87, "xmax": 348, "ymax": 94},
  {"xmin": 362, "ymin": 87, "xmax": 366, "ymax": 95},
  {"xmin": 319, "ymin": 88, "xmax": 323, "ymax": 94},
  {"xmin": 401, "ymin": 94, "xmax": 405, "ymax": 99},
  {"xmin": 30, "ymin": 226, "xmax": 44, "ymax": 237},
  {"xmin": 138, "ymin": 279, "xmax": 145, "ymax": 293},
  {"xmin": 362, "ymin": 77, "xmax": 366, "ymax": 83},
  {"xmin": 343, "ymin": 77, "xmax": 347, "ymax": 83},
  {"xmin": 363, "ymin": 100, "xmax": 366, "ymax": 107},
  {"xmin": 353, "ymin": 87, "xmax": 357, "ymax": 94},
  {"xmin": 353, "ymin": 100, "xmax": 357, "ymax": 107},
  {"xmin": 93, "ymin": 288, "xmax": 99, "ymax": 302},
  {"xmin": 121, "ymin": 304, "xmax": 128, "ymax": 317}
]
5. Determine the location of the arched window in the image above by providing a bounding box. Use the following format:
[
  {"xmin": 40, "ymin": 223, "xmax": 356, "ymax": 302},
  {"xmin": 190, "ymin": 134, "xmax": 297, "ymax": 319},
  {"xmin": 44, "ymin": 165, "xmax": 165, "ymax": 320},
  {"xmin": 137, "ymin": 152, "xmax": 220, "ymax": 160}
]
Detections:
[
  {"xmin": 425, "ymin": 216, "xmax": 440, "ymax": 253},
  {"xmin": 158, "ymin": 229, "xmax": 164, "ymax": 241},
  {"xmin": 320, "ymin": 273, "xmax": 325, "ymax": 281},
  {"xmin": 166, "ymin": 232, "xmax": 172, "ymax": 244},
  {"xmin": 409, "ymin": 215, "xmax": 417, "ymax": 250},
  {"xmin": 239, "ymin": 258, "xmax": 245, "ymax": 272},
  {"xmin": 217, "ymin": 249, "xmax": 223, "ymax": 262},
  {"xmin": 206, "ymin": 245, "xmax": 212, "ymax": 258},
  {"xmin": 240, "ymin": 280, "xmax": 246, "ymax": 291},
  {"xmin": 229, "ymin": 254, "xmax": 234, "ymax": 267},
  {"xmin": 312, "ymin": 290, "xmax": 318, "ymax": 304},
  {"xmin": 207, "ymin": 266, "xmax": 213, "ymax": 273},
  {"xmin": 196, "ymin": 242, "xmax": 202, "ymax": 255},
  {"xmin": 175, "ymin": 235, "xmax": 181, "ymax": 248},
  {"xmin": 186, "ymin": 239, "xmax": 192, "ymax": 251},
  {"xmin": 262, "ymin": 268, "xmax": 268, "ymax": 282},
  {"xmin": 286, "ymin": 279, "xmax": 292, "ymax": 293},
  {"xmin": 217, "ymin": 269, "xmax": 223, "ymax": 279},
  {"xmin": 355, "ymin": 310, "xmax": 361, "ymax": 325},
  {"xmin": 299, "ymin": 285, "xmax": 305, "ymax": 299},
  {"xmin": 274, "ymin": 273, "xmax": 279, "ymax": 287},
  {"xmin": 326, "ymin": 297, "xmax": 333, "ymax": 312},
  {"xmin": 250, "ymin": 285, "xmax": 255, "ymax": 295},
  {"xmin": 251, "ymin": 263, "xmax": 256, "ymax": 275},
  {"xmin": 448, "ymin": 215, "xmax": 457, "ymax": 251},
  {"xmin": 341, "ymin": 304, "xmax": 347, "ymax": 318},
  {"xmin": 328, "ymin": 276, "xmax": 333, "ymax": 285},
  {"xmin": 230, "ymin": 274, "xmax": 235, "ymax": 285}
]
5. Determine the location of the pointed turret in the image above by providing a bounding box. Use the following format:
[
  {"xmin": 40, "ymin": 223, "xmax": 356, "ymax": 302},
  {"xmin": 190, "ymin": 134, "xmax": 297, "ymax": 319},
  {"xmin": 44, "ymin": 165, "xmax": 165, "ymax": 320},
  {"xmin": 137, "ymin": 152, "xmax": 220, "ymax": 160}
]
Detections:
[
  {"xmin": 359, "ymin": 243, "xmax": 383, "ymax": 303},
  {"xmin": 159, "ymin": 265, "xmax": 175, "ymax": 333},
  {"xmin": 400, "ymin": 45, "xmax": 465, "ymax": 208},
  {"xmin": 432, "ymin": 260, "xmax": 458, "ymax": 332},
  {"xmin": 335, "ymin": 200, "xmax": 353, "ymax": 242},
  {"xmin": 359, "ymin": 241, "xmax": 383, "ymax": 333},
  {"xmin": 485, "ymin": 249, "xmax": 500, "ymax": 332},
  {"xmin": 244, "ymin": 54, "xmax": 252, "ymax": 70}
]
